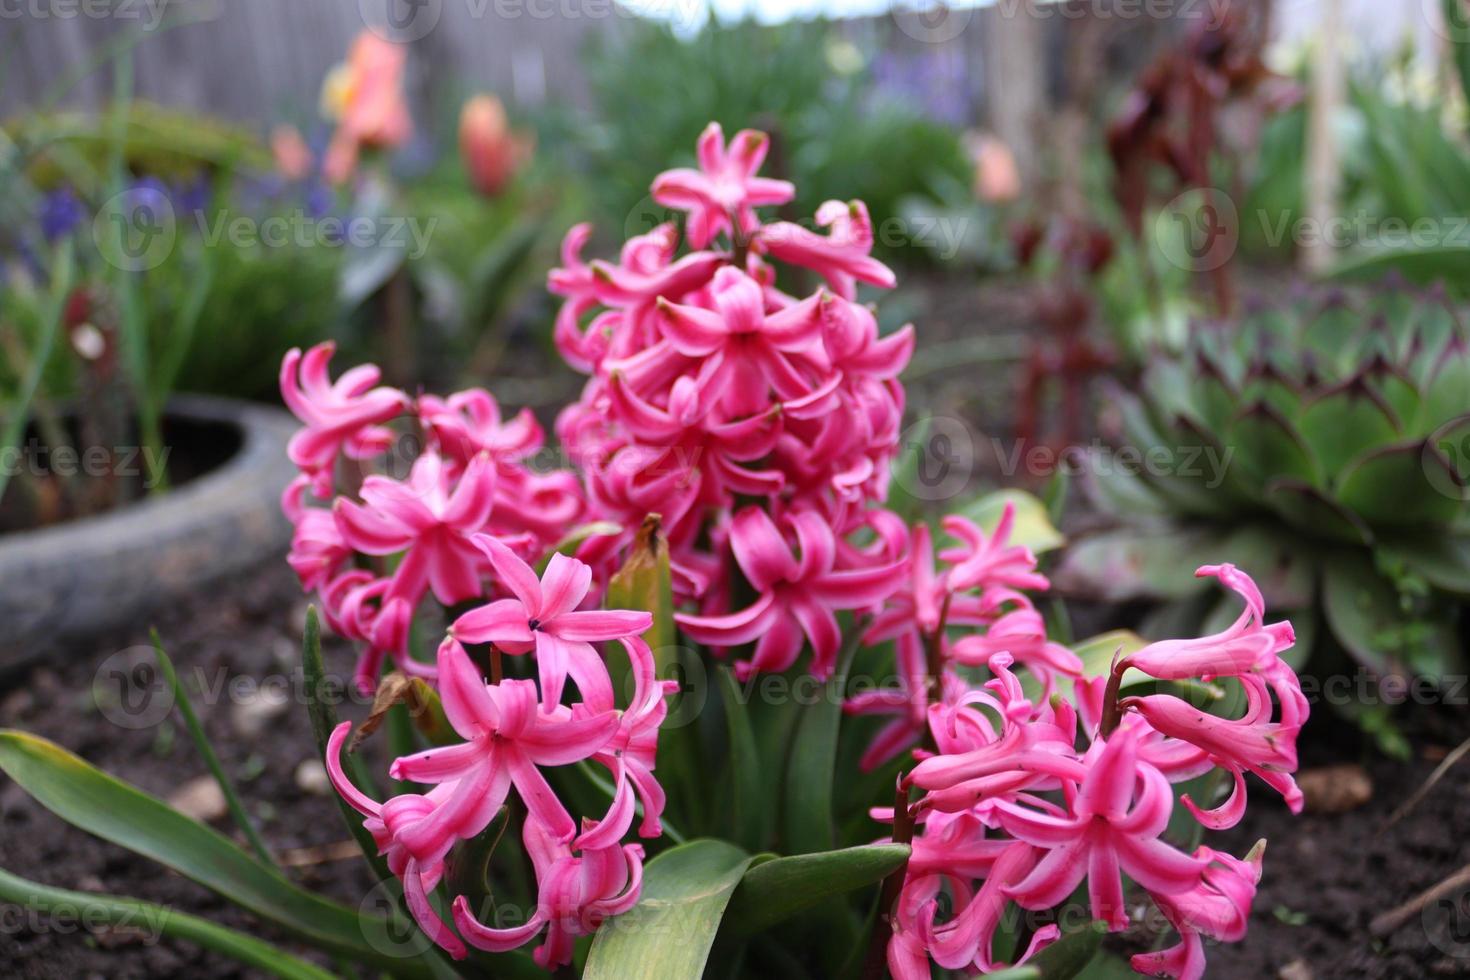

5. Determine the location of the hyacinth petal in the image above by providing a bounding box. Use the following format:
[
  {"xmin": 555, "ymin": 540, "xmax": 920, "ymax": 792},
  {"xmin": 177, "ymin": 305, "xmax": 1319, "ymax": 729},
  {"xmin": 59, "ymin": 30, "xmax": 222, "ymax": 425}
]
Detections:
[
  {"xmin": 656, "ymin": 297, "xmax": 728, "ymax": 356},
  {"xmin": 333, "ymin": 498, "xmax": 412, "ymax": 554},
  {"xmin": 789, "ymin": 596, "xmax": 841, "ymax": 678},
  {"xmin": 551, "ymin": 608, "xmax": 653, "ymax": 642},
  {"xmin": 540, "ymin": 553, "xmax": 594, "ymax": 619},
  {"xmin": 441, "ymin": 453, "xmax": 498, "ymax": 528},
  {"xmin": 809, "ymin": 561, "xmax": 905, "ymax": 608},
  {"xmin": 575, "ymin": 766, "xmax": 636, "ymax": 852},
  {"xmin": 730, "ymin": 507, "xmax": 798, "ymax": 592},
  {"xmin": 520, "ymin": 709, "xmax": 621, "ymax": 766},
  {"xmin": 746, "ymin": 613, "xmax": 806, "ymax": 676},
  {"xmin": 507, "ymin": 751, "xmax": 577, "ymax": 842},
  {"xmin": 1113, "ymin": 834, "xmax": 1210, "ymax": 896},
  {"xmin": 1088, "ymin": 842, "xmax": 1128, "ymax": 931},
  {"xmin": 325, "ymin": 722, "xmax": 379, "ymax": 817},
  {"xmin": 435, "ymin": 638, "xmax": 501, "ymax": 737},
  {"xmin": 676, "ymin": 590, "xmax": 779, "ymax": 646},
  {"xmin": 1079, "ymin": 730, "xmax": 1139, "ymax": 821},
  {"xmin": 1005, "ymin": 837, "xmax": 1091, "ymax": 910},
  {"xmin": 390, "ymin": 740, "xmax": 486, "ymax": 783},
  {"xmin": 451, "ymin": 598, "xmax": 534, "ymax": 648},
  {"xmin": 1131, "ymin": 932, "xmax": 1205, "ymax": 980},
  {"xmin": 403, "ymin": 859, "xmax": 467, "ymax": 960},
  {"xmin": 1181, "ymin": 767, "xmax": 1250, "ymax": 830},
  {"xmin": 453, "ymin": 895, "xmax": 544, "ymax": 953},
  {"xmin": 474, "ymin": 533, "xmax": 542, "ymax": 611}
]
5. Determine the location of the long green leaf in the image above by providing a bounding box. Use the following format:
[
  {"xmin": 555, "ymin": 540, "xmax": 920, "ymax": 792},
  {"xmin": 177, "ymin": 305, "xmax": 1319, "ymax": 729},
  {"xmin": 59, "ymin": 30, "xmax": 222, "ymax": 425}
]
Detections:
[
  {"xmin": 0, "ymin": 866, "xmax": 335, "ymax": 980},
  {"xmin": 0, "ymin": 730, "xmax": 429, "ymax": 976},
  {"xmin": 151, "ymin": 631, "xmax": 273, "ymax": 865},
  {"xmin": 718, "ymin": 665, "xmax": 766, "ymax": 852},
  {"xmin": 0, "ymin": 239, "xmax": 72, "ymax": 506},
  {"xmin": 584, "ymin": 839, "xmax": 753, "ymax": 980},
  {"xmin": 300, "ymin": 606, "xmax": 393, "ymax": 884},
  {"xmin": 721, "ymin": 844, "xmax": 910, "ymax": 938},
  {"xmin": 782, "ymin": 668, "xmax": 843, "ymax": 855}
]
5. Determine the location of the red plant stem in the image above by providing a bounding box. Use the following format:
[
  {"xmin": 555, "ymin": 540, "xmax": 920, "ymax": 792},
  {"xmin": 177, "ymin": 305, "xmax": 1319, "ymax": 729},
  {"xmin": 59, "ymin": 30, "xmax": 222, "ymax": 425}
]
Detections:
[
  {"xmin": 1099, "ymin": 659, "xmax": 1126, "ymax": 737},
  {"xmin": 862, "ymin": 776, "xmax": 917, "ymax": 980}
]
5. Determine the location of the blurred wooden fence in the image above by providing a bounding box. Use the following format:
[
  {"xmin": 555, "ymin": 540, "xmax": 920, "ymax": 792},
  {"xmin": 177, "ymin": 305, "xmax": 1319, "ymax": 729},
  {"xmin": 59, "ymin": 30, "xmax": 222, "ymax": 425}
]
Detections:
[{"xmin": 2, "ymin": 0, "xmax": 1178, "ymax": 142}]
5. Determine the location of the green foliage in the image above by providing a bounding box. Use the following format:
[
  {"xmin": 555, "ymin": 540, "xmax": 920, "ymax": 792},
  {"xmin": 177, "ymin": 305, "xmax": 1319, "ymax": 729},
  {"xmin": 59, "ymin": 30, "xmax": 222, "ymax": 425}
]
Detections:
[
  {"xmin": 1062, "ymin": 282, "xmax": 1470, "ymax": 696},
  {"xmin": 563, "ymin": 17, "xmax": 969, "ymax": 261}
]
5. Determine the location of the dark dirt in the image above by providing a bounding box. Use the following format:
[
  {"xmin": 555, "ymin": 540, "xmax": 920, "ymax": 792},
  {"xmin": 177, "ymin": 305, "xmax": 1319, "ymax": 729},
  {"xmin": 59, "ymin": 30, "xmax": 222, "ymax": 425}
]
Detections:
[
  {"xmin": 0, "ymin": 558, "xmax": 387, "ymax": 980},
  {"xmin": 1206, "ymin": 704, "xmax": 1470, "ymax": 980},
  {"xmin": 5, "ymin": 555, "xmax": 1470, "ymax": 979}
]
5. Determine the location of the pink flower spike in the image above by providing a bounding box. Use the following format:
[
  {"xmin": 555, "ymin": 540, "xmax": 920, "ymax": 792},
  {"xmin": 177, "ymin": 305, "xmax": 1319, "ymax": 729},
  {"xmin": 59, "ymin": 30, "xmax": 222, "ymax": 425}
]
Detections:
[
  {"xmin": 651, "ymin": 122, "xmax": 795, "ymax": 248},
  {"xmin": 279, "ymin": 343, "xmax": 408, "ymax": 495},
  {"xmin": 1121, "ymin": 563, "xmax": 1296, "ymax": 680},
  {"xmin": 455, "ymin": 536, "xmax": 651, "ymax": 710},
  {"xmin": 676, "ymin": 507, "xmax": 902, "ymax": 679},
  {"xmin": 333, "ymin": 451, "xmax": 498, "ymax": 606},
  {"xmin": 939, "ymin": 504, "xmax": 1050, "ymax": 595},
  {"xmin": 756, "ymin": 200, "xmax": 896, "ymax": 298}
]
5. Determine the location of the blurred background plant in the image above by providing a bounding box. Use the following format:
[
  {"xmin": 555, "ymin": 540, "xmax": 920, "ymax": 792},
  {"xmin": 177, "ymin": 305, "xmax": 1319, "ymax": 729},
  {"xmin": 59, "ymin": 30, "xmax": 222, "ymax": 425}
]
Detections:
[{"xmin": 1058, "ymin": 280, "xmax": 1470, "ymax": 754}]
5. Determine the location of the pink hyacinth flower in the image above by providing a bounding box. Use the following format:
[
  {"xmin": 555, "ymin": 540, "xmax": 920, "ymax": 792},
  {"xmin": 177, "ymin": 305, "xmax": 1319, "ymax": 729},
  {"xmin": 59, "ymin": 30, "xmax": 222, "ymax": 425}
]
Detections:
[
  {"xmin": 388, "ymin": 638, "xmax": 620, "ymax": 855},
  {"xmin": 996, "ymin": 727, "xmax": 1210, "ymax": 931},
  {"xmin": 654, "ymin": 266, "xmax": 828, "ymax": 419},
  {"xmin": 1122, "ymin": 563, "xmax": 1296, "ymax": 680},
  {"xmin": 334, "ymin": 451, "xmax": 498, "ymax": 606},
  {"xmin": 938, "ymin": 504, "xmax": 1051, "ymax": 595},
  {"xmin": 1118, "ymin": 563, "xmax": 1306, "ymax": 826},
  {"xmin": 676, "ymin": 507, "xmax": 902, "ymax": 679},
  {"xmin": 651, "ymin": 121, "xmax": 795, "ymax": 248},
  {"xmin": 452, "ymin": 536, "xmax": 652, "ymax": 710},
  {"xmin": 1131, "ymin": 844, "xmax": 1264, "ymax": 980},
  {"xmin": 756, "ymin": 199, "xmax": 896, "ymax": 298},
  {"xmin": 456, "ymin": 814, "xmax": 644, "ymax": 968},
  {"xmin": 279, "ymin": 343, "xmax": 408, "ymax": 496}
]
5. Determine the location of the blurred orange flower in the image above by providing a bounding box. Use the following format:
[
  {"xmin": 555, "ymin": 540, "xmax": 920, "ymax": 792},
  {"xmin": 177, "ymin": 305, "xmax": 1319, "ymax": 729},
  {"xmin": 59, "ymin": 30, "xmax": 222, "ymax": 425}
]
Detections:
[
  {"xmin": 321, "ymin": 32, "xmax": 412, "ymax": 185},
  {"xmin": 459, "ymin": 94, "xmax": 533, "ymax": 197}
]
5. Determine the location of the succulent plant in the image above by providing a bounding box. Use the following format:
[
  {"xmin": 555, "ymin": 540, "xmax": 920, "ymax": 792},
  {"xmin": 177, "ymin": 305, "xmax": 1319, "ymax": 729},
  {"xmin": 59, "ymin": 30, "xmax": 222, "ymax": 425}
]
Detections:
[{"xmin": 1059, "ymin": 280, "xmax": 1470, "ymax": 700}]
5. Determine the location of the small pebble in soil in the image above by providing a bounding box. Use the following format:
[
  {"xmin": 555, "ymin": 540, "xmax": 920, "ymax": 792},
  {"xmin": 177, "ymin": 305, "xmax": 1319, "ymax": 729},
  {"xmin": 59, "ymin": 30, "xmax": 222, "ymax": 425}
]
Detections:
[
  {"xmin": 1278, "ymin": 959, "xmax": 1313, "ymax": 980},
  {"xmin": 294, "ymin": 758, "xmax": 330, "ymax": 796},
  {"xmin": 166, "ymin": 775, "xmax": 227, "ymax": 823},
  {"xmin": 1298, "ymin": 763, "xmax": 1374, "ymax": 814}
]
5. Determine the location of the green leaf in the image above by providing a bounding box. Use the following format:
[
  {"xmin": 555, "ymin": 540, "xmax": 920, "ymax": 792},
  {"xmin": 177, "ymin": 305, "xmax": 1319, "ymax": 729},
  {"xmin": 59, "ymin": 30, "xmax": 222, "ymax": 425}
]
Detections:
[
  {"xmin": 1297, "ymin": 380, "xmax": 1402, "ymax": 477},
  {"xmin": 300, "ymin": 607, "xmax": 393, "ymax": 884},
  {"xmin": 1052, "ymin": 527, "xmax": 1225, "ymax": 602},
  {"xmin": 718, "ymin": 665, "xmax": 767, "ymax": 853},
  {"xmin": 952, "ymin": 489, "xmax": 1064, "ymax": 553},
  {"xmin": 1379, "ymin": 531, "xmax": 1470, "ymax": 594},
  {"xmin": 1322, "ymin": 551, "xmax": 1459, "ymax": 677},
  {"xmin": 0, "ymin": 866, "xmax": 335, "ymax": 980},
  {"xmin": 1329, "ymin": 242, "xmax": 1470, "ymax": 292},
  {"xmin": 1264, "ymin": 479, "xmax": 1372, "ymax": 544},
  {"xmin": 721, "ymin": 844, "xmax": 910, "ymax": 938},
  {"xmin": 605, "ymin": 515, "xmax": 676, "ymax": 670},
  {"xmin": 0, "ymin": 239, "xmax": 72, "ymax": 506},
  {"xmin": 1335, "ymin": 439, "xmax": 1465, "ymax": 526},
  {"xmin": 151, "ymin": 632, "xmax": 274, "ymax": 865},
  {"xmin": 584, "ymin": 840, "xmax": 754, "ymax": 980},
  {"xmin": 1029, "ymin": 920, "xmax": 1107, "ymax": 979},
  {"xmin": 0, "ymin": 730, "xmax": 427, "ymax": 976},
  {"xmin": 1227, "ymin": 402, "xmax": 1321, "ymax": 489},
  {"xmin": 782, "ymin": 673, "xmax": 842, "ymax": 855}
]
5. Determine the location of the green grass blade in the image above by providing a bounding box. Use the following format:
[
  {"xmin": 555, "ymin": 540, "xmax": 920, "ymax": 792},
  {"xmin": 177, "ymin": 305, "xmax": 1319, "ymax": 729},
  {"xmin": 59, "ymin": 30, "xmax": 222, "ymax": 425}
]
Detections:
[
  {"xmin": 0, "ymin": 866, "xmax": 336, "ymax": 980},
  {"xmin": 0, "ymin": 729, "xmax": 429, "ymax": 976},
  {"xmin": 150, "ymin": 630, "xmax": 274, "ymax": 865},
  {"xmin": 0, "ymin": 239, "xmax": 73, "ymax": 507}
]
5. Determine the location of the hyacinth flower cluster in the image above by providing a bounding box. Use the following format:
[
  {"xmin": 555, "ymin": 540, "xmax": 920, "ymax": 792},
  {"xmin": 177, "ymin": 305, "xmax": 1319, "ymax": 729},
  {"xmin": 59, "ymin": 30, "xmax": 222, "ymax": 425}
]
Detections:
[
  {"xmin": 872, "ymin": 552, "xmax": 1306, "ymax": 980},
  {"xmin": 279, "ymin": 122, "xmax": 1304, "ymax": 975}
]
